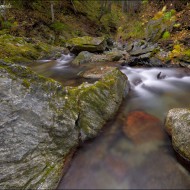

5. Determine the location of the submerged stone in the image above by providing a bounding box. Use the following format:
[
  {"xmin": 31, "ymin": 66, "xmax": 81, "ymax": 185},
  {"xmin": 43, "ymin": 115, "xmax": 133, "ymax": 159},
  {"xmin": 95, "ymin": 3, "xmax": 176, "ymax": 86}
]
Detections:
[
  {"xmin": 0, "ymin": 60, "xmax": 128, "ymax": 189},
  {"xmin": 123, "ymin": 111, "xmax": 165, "ymax": 144}
]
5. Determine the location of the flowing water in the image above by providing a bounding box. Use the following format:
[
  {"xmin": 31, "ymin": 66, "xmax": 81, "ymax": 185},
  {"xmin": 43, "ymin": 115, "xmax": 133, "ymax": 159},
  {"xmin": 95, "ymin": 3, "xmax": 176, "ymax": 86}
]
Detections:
[{"xmin": 30, "ymin": 55, "xmax": 190, "ymax": 189}]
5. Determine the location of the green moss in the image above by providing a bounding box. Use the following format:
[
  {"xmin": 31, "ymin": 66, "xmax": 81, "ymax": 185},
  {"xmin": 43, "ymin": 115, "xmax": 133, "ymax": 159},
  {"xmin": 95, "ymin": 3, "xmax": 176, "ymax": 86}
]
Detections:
[
  {"xmin": 162, "ymin": 31, "xmax": 170, "ymax": 39},
  {"xmin": 184, "ymin": 49, "xmax": 190, "ymax": 57},
  {"xmin": 67, "ymin": 36, "xmax": 104, "ymax": 46},
  {"xmin": 22, "ymin": 79, "xmax": 30, "ymax": 88},
  {"xmin": 0, "ymin": 34, "xmax": 57, "ymax": 64}
]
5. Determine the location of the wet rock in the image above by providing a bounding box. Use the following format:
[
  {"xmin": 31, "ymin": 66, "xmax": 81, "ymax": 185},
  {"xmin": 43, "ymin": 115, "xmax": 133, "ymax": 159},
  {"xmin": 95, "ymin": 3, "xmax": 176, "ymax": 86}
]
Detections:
[
  {"xmin": 66, "ymin": 36, "xmax": 107, "ymax": 54},
  {"xmin": 79, "ymin": 66, "xmax": 115, "ymax": 79},
  {"xmin": 165, "ymin": 108, "xmax": 190, "ymax": 161},
  {"xmin": 104, "ymin": 49, "xmax": 124, "ymax": 61},
  {"xmin": 0, "ymin": 61, "xmax": 128, "ymax": 189},
  {"xmin": 138, "ymin": 52, "xmax": 152, "ymax": 59},
  {"xmin": 157, "ymin": 71, "xmax": 166, "ymax": 79},
  {"xmin": 72, "ymin": 49, "xmax": 125, "ymax": 66},
  {"xmin": 179, "ymin": 62, "xmax": 190, "ymax": 69},
  {"xmin": 90, "ymin": 49, "xmax": 124, "ymax": 63},
  {"xmin": 123, "ymin": 111, "xmax": 164, "ymax": 144},
  {"xmin": 72, "ymin": 51, "xmax": 94, "ymax": 66},
  {"xmin": 124, "ymin": 42, "xmax": 133, "ymax": 52},
  {"xmin": 129, "ymin": 40, "xmax": 157, "ymax": 56}
]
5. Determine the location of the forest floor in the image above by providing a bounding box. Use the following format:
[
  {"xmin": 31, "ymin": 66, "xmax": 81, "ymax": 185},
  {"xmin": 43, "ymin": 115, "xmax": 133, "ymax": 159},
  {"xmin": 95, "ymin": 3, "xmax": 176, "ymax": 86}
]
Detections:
[{"xmin": 0, "ymin": 1, "xmax": 189, "ymax": 64}]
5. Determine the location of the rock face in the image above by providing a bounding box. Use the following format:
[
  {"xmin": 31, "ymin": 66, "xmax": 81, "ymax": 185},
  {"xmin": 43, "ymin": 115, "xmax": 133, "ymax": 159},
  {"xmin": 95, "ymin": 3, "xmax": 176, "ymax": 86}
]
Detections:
[
  {"xmin": 165, "ymin": 108, "xmax": 190, "ymax": 160},
  {"xmin": 0, "ymin": 61, "xmax": 128, "ymax": 189},
  {"xmin": 66, "ymin": 36, "xmax": 107, "ymax": 54},
  {"xmin": 145, "ymin": 10, "xmax": 175, "ymax": 43}
]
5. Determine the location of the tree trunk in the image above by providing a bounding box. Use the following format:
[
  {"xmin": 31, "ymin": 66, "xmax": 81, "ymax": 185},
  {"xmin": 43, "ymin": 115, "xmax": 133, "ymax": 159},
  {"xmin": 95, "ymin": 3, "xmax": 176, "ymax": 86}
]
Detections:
[
  {"xmin": 107, "ymin": 1, "xmax": 112, "ymax": 13},
  {"xmin": 2, "ymin": 0, "xmax": 7, "ymax": 21},
  {"xmin": 51, "ymin": 1, "xmax": 54, "ymax": 23},
  {"xmin": 122, "ymin": 1, "xmax": 125, "ymax": 12}
]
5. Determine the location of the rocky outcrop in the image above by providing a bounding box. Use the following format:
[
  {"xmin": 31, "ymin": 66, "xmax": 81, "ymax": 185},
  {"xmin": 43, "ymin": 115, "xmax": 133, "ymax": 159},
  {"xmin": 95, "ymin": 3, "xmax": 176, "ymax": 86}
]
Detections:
[
  {"xmin": 72, "ymin": 51, "xmax": 94, "ymax": 65},
  {"xmin": 89, "ymin": 49, "xmax": 124, "ymax": 63},
  {"xmin": 145, "ymin": 9, "xmax": 176, "ymax": 42},
  {"xmin": 72, "ymin": 49, "xmax": 124, "ymax": 66},
  {"xmin": 165, "ymin": 108, "xmax": 190, "ymax": 160},
  {"xmin": 66, "ymin": 36, "xmax": 107, "ymax": 54},
  {"xmin": 0, "ymin": 61, "xmax": 129, "ymax": 189},
  {"xmin": 129, "ymin": 40, "xmax": 158, "ymax": 57}
]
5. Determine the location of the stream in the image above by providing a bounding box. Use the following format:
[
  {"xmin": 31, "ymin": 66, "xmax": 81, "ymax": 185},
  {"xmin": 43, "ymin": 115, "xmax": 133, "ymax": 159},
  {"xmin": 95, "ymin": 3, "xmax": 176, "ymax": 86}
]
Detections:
[{"xmin": 29, "ymin": 54, "xmax": 190, "ymax": 189}]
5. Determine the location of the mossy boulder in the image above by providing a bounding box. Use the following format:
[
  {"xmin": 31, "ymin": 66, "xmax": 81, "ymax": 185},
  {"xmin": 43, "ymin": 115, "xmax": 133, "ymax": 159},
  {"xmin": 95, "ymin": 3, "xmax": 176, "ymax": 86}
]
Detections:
[
  {"xmin": 72, "ymin": 49, "xmax": 124, "ymax": 66},
  {"xmin": 0, "ymin": 61, "xmax": 128, "ymax": 189},
  {"xmin": 165, "ymin": 108, "xmax": 190, "ymax": 161},
  {"xmin": 66, "ymin": 36, "xmax": 107, "ymax": 54},
  {"xmin": 0, "ymin": 34, "xmax": 66, "ymax": 64},
  {"xmin": 145, "ymin": 9, "xmax": 176, "ymax": 43},
  {"xmin": 90, "ymin": 50, "xmax": 123, "ymax": 63},
  {"xmin": 72, "ymin": 51, "xmax": 94, "ymax": 66}
]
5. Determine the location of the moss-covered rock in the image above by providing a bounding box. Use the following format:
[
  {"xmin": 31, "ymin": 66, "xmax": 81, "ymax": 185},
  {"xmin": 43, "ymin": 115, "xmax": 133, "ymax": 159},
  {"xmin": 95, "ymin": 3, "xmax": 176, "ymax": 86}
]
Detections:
[
  {"xmin": 0, "ymin": 34, "xmax": 65, "ymax": 64},
  {"xmin": 165, "ymin": 108, "xmax": 190, "ymax": 161},
  {"xmin": 66, "ymin": 36, "xmax": 107, "ymax": 54},
  {"xmin": 72, "ymin": 51, "xmax": 94, "ymax": 66},
  {"xmin": 72, "ymin": 49, "xmax": 124, "ymax": 66},
  {"xmin": 145, "ymin": 8, "xmax": 176, "ymax": 42},
  {"xmin": 0, "ymin": 60, "xmax": 128, "ymax": 189}
]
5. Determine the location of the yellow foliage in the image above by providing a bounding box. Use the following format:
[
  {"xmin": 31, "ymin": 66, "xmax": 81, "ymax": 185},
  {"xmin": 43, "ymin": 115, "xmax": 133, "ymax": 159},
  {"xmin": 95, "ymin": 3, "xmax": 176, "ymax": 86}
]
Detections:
[
  {"xmin": 162, "ymin": 6, "xmax": 167, "ymax": 12},
  {"xmin": 153, "ymin": 11, "xmax": 164, "ymax": 20},
  {"xmin": 168, "ymin": 44, "xmax": 185, "ymax": 59}
]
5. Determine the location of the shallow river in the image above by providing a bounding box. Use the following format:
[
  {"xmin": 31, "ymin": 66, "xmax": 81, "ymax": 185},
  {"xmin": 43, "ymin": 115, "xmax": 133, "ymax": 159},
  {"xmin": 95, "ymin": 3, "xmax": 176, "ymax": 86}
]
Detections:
[{"xmin": 29, "ymin": 55, "xmax": 190, "ymax": 189}]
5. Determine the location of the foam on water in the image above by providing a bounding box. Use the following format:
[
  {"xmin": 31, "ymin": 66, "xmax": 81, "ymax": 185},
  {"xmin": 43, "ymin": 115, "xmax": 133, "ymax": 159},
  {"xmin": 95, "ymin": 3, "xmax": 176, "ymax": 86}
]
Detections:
[
  {"xmin": 55, "ymin": 53, "xmax": 74, "ymax": 68},
  {"xmin": 121, "ymin": 67, "xmax": 188, "ymax": 95}
]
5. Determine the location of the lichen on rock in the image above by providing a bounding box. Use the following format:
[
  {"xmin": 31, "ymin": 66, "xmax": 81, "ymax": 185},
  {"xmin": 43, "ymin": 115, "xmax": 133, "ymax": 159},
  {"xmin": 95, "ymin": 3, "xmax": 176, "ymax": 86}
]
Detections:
[
  {"xmin": 165, "ymin": 108, "xmax": 190, "ymax": 161},
  {"xmin": 66, "ymin": 36, "xmax": 107, "ymax": 54},
  {"xmin": 0, "ymin": 60, "xmax": 128, "ymax": 189}
]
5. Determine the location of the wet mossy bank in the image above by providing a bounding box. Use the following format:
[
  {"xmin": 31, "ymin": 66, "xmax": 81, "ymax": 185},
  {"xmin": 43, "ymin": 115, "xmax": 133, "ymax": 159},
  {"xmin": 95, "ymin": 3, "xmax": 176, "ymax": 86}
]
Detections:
[
  {"xmin": 0, "ymin": 61, "xmax": 129, "ymax": 189},
  {"xmin": 0, "ymin": 34, "xmax": 68, "ymax": 64}
]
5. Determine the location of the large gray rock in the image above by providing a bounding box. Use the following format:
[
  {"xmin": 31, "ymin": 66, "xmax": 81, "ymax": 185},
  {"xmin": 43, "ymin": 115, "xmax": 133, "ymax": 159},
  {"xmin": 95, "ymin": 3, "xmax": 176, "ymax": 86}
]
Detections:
[
  {"xmin": 90, "ymin": 50, "xmax": 124, "ymax": 63},
  {"xmin": 72, "ymin": 49, "xmax": 124, "ymax": 66},
  {"xmin": 129, "ymin": 40, "xmax": 158, "ymax": 57},
  {"xmin": 72, "ymin": 51, "xmax": 94, "ymax": 66},
  {"xmin": 66, "ymin": 36, "xmax": 107, "ymax": 54},
  {"xmin": 165, "ymin": 108, "xmax": 190, "ymax": 160},
  {"xmin": 0, "ymin": 61, "xmax": 128, "ymax": 189}
]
